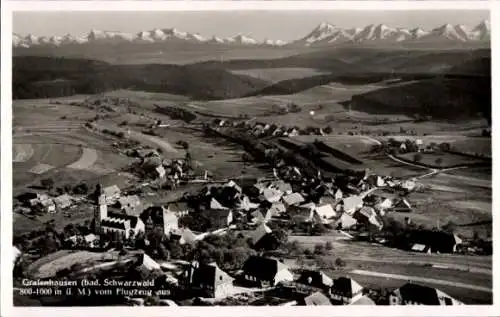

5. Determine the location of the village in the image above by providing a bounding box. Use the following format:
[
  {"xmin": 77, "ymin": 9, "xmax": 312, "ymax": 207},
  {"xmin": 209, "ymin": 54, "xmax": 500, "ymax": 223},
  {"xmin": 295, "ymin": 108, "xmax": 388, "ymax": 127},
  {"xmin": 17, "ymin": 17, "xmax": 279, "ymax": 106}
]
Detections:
[{"xmin": 12, "ymin": 109, "xmax": 492, "ymax": 307}]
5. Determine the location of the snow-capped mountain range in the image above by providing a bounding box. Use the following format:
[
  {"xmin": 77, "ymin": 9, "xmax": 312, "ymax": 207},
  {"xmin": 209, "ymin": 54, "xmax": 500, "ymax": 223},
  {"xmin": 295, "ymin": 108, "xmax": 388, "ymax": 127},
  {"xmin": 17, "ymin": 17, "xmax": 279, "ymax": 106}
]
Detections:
[{"xmin": 13, "ymin": 20, "xmax": 490, "ymax": 48}]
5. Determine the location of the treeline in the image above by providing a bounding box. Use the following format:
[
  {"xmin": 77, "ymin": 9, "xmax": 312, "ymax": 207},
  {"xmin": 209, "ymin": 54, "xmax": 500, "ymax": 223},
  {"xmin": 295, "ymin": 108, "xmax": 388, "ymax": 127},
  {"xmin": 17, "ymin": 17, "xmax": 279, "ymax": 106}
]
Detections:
[
  {"xmin": 154, "ymin": 105, "xmax": 197, "ymax": 123},
  {"xmin": 13, "ymin": 56, "xmax": 269, "ymax": 100},
  {"xmin": 350, "ymin": 76, "xmax": 491, "ymax": 122}
]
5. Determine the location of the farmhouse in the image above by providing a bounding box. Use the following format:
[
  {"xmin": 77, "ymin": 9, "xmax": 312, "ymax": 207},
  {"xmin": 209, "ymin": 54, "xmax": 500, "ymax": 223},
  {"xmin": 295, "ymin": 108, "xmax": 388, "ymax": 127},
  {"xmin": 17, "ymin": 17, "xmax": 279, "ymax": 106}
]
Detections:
[
  {"xmin": 206, "ymin": 209, "xmax": 233, "ymax": 229},
  {"xmin": 407, "ymin": 230, "xmax": 463, "ymax": 253},
  {"xmin": 54, "ymin": 194, "xmax": 72, "ymax": 210},
  {"xmin": 39, "ymin": 197, "xmax": 56, "ymax": 213},
  {"xmin": 389, "ymin": 283, "xmax": 463, "ymax": 305},
  {"xmin": 312, "ymin": 204, "xmax": 337, "ymax": 224},
  {"xmin": 329, "ymin": 277, "xmax": 364, "ymax": 305},
  {"xmin": 354, "ymin": 207, "xmax": 383, "ymax": 230},
  {"xmin": 336, "ymin": 212, "xmax": 358, "ymax": 230},
  {"xmin": 269, "ymin": 181, "xmax": 293, "ymax": 195},
  {"xmin": 241, "ymin": 256, "xmax": 294, "ymax": 287},
  {"xmin": 262, "ymin": 188, "xmax": 284, "ymax": 203},
  {"xmin": 297, "ymin": 270, "xmax": 333, "ymax": 290},
  {"xmin": 392, "ymin": 198, "xmax": 413, "ymax": 212},
  {"xmin": 182, "ymin": 261, "xmax": 234, "ymax": 299}
]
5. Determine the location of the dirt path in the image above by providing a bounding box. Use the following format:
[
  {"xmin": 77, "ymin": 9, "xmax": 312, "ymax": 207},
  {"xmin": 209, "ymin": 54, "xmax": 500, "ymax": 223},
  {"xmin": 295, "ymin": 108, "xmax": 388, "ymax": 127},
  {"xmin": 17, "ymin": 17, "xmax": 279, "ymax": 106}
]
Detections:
[
  {"xmin": 94, "ymin": 122, "xmax": 179, "ymax": 155},
  {"xmin": 67, "ymin": 148, "xmax": 98, "ymax": 170},
  {"xmin": 127, "ymin": 129, "xmax": 179, "ymax": 154},
  {"xmin": 350, "ymin": 269, "xmax": 492, "ymax": 293}
]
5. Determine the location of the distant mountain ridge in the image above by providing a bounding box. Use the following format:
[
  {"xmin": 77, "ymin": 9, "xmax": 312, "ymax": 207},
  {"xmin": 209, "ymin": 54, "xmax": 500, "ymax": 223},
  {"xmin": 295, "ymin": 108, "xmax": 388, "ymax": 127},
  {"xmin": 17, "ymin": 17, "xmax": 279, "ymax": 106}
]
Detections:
[{"xmin": 13, "ymin": 20, "xmax": 490, "ymax": 48}]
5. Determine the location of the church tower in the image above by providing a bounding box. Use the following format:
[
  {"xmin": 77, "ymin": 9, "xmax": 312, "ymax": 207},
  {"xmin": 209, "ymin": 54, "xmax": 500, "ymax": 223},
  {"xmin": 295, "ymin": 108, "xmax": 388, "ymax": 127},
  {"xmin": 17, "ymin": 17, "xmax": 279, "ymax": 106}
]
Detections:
[{"xmin": 93, "ymin": 184, "xmax": 107, "ymax": 234}]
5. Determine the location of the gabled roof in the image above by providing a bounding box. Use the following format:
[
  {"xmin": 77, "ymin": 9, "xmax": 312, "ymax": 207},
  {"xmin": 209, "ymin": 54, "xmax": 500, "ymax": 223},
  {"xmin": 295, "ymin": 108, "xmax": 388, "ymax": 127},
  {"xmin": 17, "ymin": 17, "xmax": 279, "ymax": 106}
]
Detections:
[
  {"xmin": 314, "ymin": 204, "xmax": 337, "ymax": 220},
  {"xmin": 106, "ymin": 212, "xmax": 140, "ymax": 229},
  {"xmin": 225, "ymin": 180, "xmax": 242, "ymax": 193},
  {"xmin": 269, "ymin": 202, "xmax": 286, "ymax": 216},
  {"xmin": 343, "ymin": 195, "xmax": 363, "ymax": 215},
  {"xmin": 250, "ymin": 223, "xmax": 273, "ymax": 245},
  {"xmin": 282, "ymin": 193, "xmax": 305, "ymax": 206},
  {"xmin": 242, "ymin": 256, "xmax": 288, "ymax": 281},
  {"xmin": 304, "ymin": 292, "xmax": 332, "ymax": 306},
  {"xmin": 297, "ymin": 270, "xmax": 333, "ymax": 288},
  {"xmin": 331, "ymin": 277, "xmax": 363, "ymax": 298},
  {"xmin": 262, "ymin": 188, "xmax": 283, "ymax": 203},
  {"xmin": 337, "ymin": 212, "xmax": 357, "ymax": 229},
  {"xmin": 376, "ymin": 198, "xmax": 393, "ymax": 210},
  {"xmin": 299, "ymin": 202, "xmax": 316, "ymax": 211},
  {"xmin": 239, "ymin": 196, "xmax": 260, "ymax": 211},
  {"xmin": 139, "ymin": 253, "xmax": 161, "ymax": 270},
  {"xmin": 395, "ymin": 283, "xmax": 445, "ymax": 305},
  {"xmin": 190, "ymin": 262, "xmax": 234, "ymax": 288},
  {"xmin": 319, "ymin": 196, "xmax": 336, "ymax": 206},
  {"xmin": 358, "ymin": 206, "xmax": 376, "ymax": 219},
  {"xmin": 171, "ymin": 228, "xmax": 197, "ymax": 245},
  {"xmin": 269, "ymin": 181, "xmax": 292, "ymax": 194},
  {"xmin": 210, "ymin": 197, "xmax": 228, "ymax": 210}
]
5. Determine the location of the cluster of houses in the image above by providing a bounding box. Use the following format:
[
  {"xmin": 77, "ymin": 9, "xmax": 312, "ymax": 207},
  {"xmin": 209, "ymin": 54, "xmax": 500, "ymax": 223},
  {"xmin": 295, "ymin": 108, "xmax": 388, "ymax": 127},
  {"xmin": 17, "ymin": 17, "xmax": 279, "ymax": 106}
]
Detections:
[
  {"xmin": 18, "ymin": 192, "xmax": 76, "ymax": 214},
  {"xmin": 119, "ymin": 252, "xmax": 464, "ymax": 306},
  {"xmin": 212, "ymin": 118, "xmax": 332, "ymax": 139},
  {"xmin": 120, "ymin": 145, "xmax": 196, "ymax": 188}
]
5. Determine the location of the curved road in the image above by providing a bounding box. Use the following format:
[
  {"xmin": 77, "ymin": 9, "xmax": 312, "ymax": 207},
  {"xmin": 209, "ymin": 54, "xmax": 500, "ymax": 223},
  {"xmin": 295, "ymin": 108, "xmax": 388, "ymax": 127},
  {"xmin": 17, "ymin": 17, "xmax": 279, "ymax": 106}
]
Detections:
[
  {"xmin": 93, "ymin": 123, "xmax": 178, "ymax": 155},
  {"xmin": 350, "ymin": 269, "xmax": 491, "ymax": 293}
]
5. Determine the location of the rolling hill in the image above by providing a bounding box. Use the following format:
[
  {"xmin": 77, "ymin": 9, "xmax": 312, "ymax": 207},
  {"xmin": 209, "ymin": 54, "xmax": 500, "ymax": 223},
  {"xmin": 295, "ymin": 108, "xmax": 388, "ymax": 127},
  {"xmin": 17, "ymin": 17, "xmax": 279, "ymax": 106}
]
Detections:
[{"xmin": 13, "ymin": 56, "xmax": 269, "ymax": 100}]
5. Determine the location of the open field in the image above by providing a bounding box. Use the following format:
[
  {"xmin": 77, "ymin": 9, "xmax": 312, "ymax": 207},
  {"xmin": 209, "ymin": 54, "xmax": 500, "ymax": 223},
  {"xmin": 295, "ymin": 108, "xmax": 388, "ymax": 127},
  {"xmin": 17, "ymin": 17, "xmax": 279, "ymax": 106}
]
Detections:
[
  {"xmin": 154, "ymin": 127, "xmax": 272, "ymax": 180},
  {"xmin": 287, "ymin": 135, "xmax": 427, "ymax": 178},
  {"xmin": 293, "ymin": 135, "xmax": 378, "ymax": 156},
  {"xmin": 398, "ymin": 152, "xmax": 486, "ymax": 168},
  {"xmin": 451, "ymin": 138, "xmax": 491, "ymax": 157},
  {"xmin": 13, "ymin": 100, "xmax": 136, "ymax": 194},
  {"xmin": 26, "ymin": 250, "xmax": 129, "ymax": 279},
  {"xmin": 230, "ymin": 67, "xmax": 331, "ymax": 83}
]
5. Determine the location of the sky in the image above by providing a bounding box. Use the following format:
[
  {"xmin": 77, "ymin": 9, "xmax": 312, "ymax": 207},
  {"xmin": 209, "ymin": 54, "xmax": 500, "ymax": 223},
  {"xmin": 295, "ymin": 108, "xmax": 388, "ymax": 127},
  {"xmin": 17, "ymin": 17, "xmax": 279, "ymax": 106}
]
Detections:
[{"xmin": 13, "ymin": 10, "xmax": 490, "ymax": 41}]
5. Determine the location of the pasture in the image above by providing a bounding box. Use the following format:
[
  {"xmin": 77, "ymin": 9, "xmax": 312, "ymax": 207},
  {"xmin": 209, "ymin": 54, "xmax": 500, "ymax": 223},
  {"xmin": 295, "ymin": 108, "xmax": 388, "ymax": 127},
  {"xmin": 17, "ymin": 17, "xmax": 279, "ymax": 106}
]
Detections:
[
  {"xmin": 230, "ymin": 67, "xmax": 330, "ymax": 83},
  {"xmin": 154, "ymin": 127, "xmax": 272, "ymax": 180},
  {"xmin": 397, "ymin": 152, "xmax": 487, "ymax": 168}
]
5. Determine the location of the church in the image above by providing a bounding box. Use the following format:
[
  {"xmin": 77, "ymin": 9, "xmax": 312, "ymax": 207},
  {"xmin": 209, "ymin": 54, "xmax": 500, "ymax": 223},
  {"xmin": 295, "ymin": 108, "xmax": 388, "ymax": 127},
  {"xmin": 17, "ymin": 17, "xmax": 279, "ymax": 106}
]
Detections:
[{"xmin": 93, "ymin": 184, "xmax": 145, "ymax": 240}]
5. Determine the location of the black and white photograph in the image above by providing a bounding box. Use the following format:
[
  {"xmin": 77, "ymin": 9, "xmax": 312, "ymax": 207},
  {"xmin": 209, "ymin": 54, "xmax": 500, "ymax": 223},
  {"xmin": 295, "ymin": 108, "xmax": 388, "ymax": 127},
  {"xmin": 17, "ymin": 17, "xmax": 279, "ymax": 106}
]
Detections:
[{"xmin": 4, "ymin": 2, "xmax": 494, "ymax": 310}]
